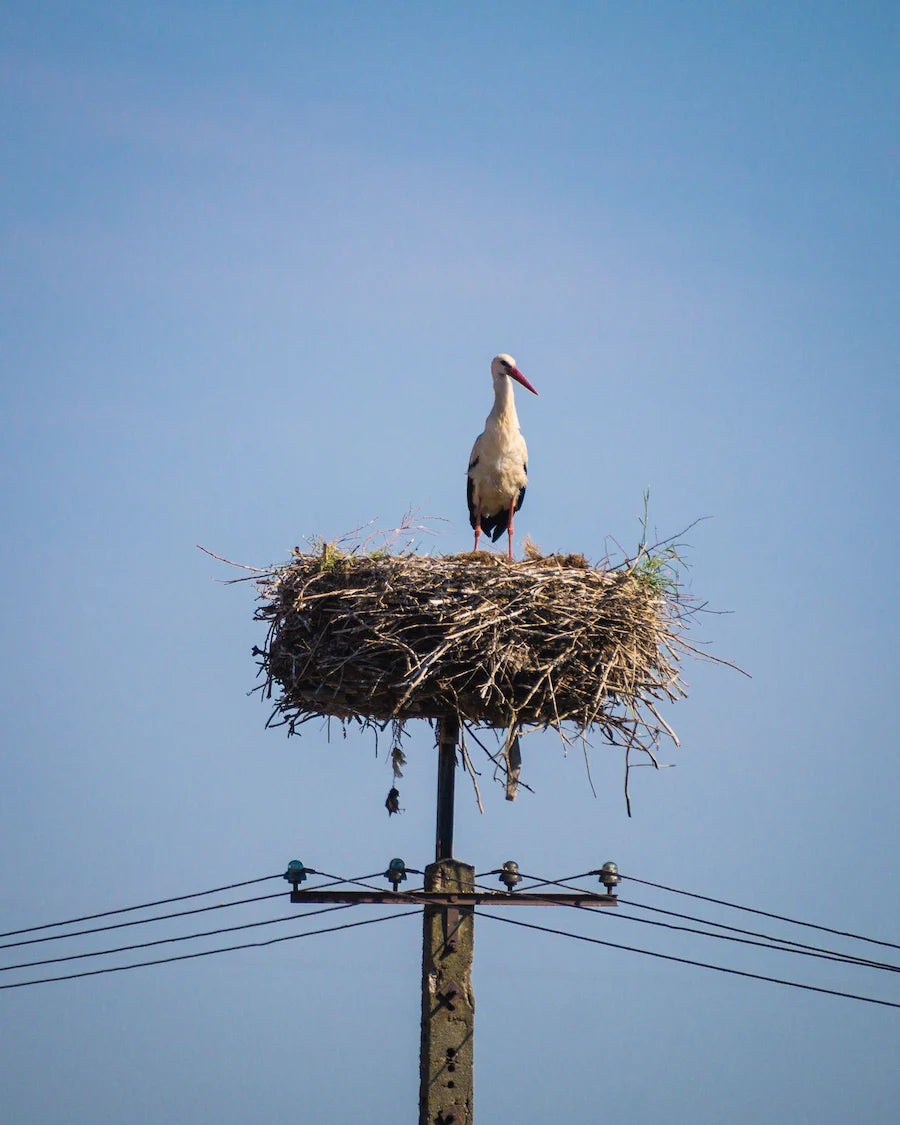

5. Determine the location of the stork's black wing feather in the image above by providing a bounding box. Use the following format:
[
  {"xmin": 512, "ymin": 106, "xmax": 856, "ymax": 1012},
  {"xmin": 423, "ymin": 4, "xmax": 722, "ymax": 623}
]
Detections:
[
  {"xmin": 489, "ymin": 520, "xmax": 507, "ymax": 542},
  {"xmin": 483, "ymin": 511, "xmax": 508, "ymax": 541},
  {"xmin": 466, "ymin": 474, "xmax": 477, "ymax": 529},
  {"xmin": 479, "ymin": 484, "xmax": 527, "ymax": 542}
]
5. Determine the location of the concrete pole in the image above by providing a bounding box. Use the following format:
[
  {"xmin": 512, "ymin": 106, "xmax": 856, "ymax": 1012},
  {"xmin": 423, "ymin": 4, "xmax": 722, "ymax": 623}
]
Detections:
[{"xmin": 418, "ymin": 857, "xmax": 476, "ymax": 1125}]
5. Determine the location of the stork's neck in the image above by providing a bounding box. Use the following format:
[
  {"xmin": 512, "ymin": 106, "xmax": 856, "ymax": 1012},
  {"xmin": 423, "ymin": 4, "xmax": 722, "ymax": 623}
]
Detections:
[{"xmin": 488, "ymin": 375, "xmax": 519, "ymax": 430}]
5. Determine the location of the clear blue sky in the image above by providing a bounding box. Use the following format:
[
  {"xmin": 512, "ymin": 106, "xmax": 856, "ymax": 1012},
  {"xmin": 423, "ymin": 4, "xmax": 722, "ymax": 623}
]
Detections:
[{"xmin": 2, "ymin": 3, "xmax": 898, "ymax": 1121}]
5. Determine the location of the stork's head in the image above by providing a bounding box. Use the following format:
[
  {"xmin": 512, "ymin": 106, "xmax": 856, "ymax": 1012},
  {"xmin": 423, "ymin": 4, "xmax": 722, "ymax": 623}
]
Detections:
[{"xmin": 491, "ymin": 354, "xmax": 538, "ymax": 395}]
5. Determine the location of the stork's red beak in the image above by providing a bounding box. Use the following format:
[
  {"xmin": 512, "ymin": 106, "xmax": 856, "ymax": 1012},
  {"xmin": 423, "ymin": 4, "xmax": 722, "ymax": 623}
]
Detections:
[{"xmin": 510, "ymin": 367, "xmax": 538, "ymax": 395}]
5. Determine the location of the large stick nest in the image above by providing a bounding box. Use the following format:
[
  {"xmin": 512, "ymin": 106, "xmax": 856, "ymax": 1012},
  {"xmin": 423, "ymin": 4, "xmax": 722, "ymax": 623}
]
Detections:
[{"xmin": 254, "ymin": 545, "xmax": 691, "ymax": 755}]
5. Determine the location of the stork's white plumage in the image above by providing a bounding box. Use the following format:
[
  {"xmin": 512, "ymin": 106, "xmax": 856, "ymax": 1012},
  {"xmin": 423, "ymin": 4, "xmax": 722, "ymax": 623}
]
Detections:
[{"xmin": 467, "ymin": 354, "xmax": 538, "ymax": 560}]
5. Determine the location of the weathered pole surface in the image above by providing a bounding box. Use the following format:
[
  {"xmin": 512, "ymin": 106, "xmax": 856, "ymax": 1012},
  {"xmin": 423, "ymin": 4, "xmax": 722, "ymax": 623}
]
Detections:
[
  {"xmin": 419, "ymin": 714, "xmax": 474, "ymax": 1125},
  {"xmin": 419, "ymin": 857, "xmax": 476, "ymax": 1125}
]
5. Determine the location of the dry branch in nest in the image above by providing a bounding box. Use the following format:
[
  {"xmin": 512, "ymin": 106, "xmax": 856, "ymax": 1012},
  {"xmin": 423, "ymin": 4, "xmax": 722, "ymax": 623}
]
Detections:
[{"xmin": 252, "ymin": 543, "xmax": 695, "ymax": 772}]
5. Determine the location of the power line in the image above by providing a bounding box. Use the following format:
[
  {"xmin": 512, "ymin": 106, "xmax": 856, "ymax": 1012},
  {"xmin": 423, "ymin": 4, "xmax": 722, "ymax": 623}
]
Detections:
[
  {"xmin": 0, "ymin": 908, "xmax": 421, "ymax": 990},
  {"xmin": 0, "ymin": 873, "xmax": 284, "ymax": 939},
  {"xmin": 0, "ymin": 904, "xmax": 357, "ymax": 974},
  {"xmin": 608, "ymin": 906, "xmax": 900, "ymax": 973},
  {"xmin": 0, "ymin": 890, "xmax": 287, "ymax": 951},
  {"xmin": 0, "ymin": 873, "xmax": 386, "ymax": 952},
  {"xmin": 475, "ymin": 870, "xmax": 594, "ymax": 890},
  {"xmin": 508, "ymin": 873, "xmax": 900, "ymax": 973},
  {"xmin": 283, "ymin": 866, "xmax": 900, "ymax": 978},
  {"xmin": 298, "ymin": 872, "xmax": 448, "ymax": 907},
  {"xmin": 313, "ymin": 869, "xmax": 424, "ymax": 891},
  {"xmin": 479, "ymin": 912, "xmax": 900, "ymax": 1010},
  {"xmin": 616, "ymin": 899, "xmax": 900, "ymax": 973},
  {"xmin": 511, "ymin": 870, "xmax": 900, "ymax": 956},
  {"xmin": 308, "ymin": 867, "xmax": 900, "ymax": 985},
  {"xmin": 517, "ymin": 872, "xmax": 596, "ymax": 891},
  {"xmin": 316, "ymin": 867, "xmax": 423, "ymax": 881},
  {"xmin": 619, "ymin": 873, "xmax": 900, "ymax": 952}
]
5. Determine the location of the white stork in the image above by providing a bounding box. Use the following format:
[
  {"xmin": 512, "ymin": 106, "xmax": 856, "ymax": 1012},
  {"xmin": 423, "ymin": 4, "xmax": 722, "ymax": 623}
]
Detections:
[{"xmin": 467, "ymin": 354, "xmax": 539, "ymax": 560}]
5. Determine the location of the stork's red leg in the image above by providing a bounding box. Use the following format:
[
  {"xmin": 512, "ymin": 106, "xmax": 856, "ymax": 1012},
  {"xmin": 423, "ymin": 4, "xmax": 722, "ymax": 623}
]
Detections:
[
  {"xmin": 507, "ymin": 498, "xmax": 516, "ymax": 560},
  {"xmin": 473, "ymin": 501, "xmax": 483, "ymax": 552}
]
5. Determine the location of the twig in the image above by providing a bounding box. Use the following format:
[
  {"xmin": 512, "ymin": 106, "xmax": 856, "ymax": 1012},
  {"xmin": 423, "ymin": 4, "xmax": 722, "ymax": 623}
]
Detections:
[
  {"xmin": 624, "ymin": 746, "xmax": 632, "ymax": 818},
  {"xmin": 459, "ymin": 730, "xmax": 485, "ymax": 815},
  {"xmin": 197, "ymin": 545, "xmax": 267, "ymax": 572},
  {"xmin": 581, "ymin": 733, "xmax": 598, "ymax": 799}
]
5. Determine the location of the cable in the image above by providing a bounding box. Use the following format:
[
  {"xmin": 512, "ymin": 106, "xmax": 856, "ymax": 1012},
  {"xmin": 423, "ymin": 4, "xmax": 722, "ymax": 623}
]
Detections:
[
  {"xmin": 618, "ymin": 874, "xmax": 900, "ymax": 952},
  {"xmin": 608, "ymin": 907, "xmax": 900, "ymax": 973},
  {"xmin": 616, "ymin": 899, "xmax": 900, "ymax": 973},
  {"xmin": 0, "ymin": 873, "xmax": 284, "ymax": 939},
  {"xmin": 507, "ymin": 873, "xmax": 900, "ymax": 973},
  {"xmin": 0, "ymin": 867, "xmax": 426, "ymax": 979},
  {"xmin": 283, "ymin": 871, "xmax": 389, "ymax": 892},
  {"xmin": 407, "ymin": 868, "xmax": 892, "ymax": 977},
  {"xmin": 475, "ymin": 870, "xmax": 595, "ymax": 890},
  {"xmin": 0, "ymin": 872, "xmax": 386, "ymax": 952},
  {"xmin": 305, "ymin": 871, "xmax": 444, "ymax": 904},
  {"xmin": 0, "ymin": 891, "xmax": 284, "ymax": 954},
  {"xmin": 517, "ymin": 871, "xmax": 596, "ymax": 892},
  {"xmin": 0, "ymin": 865, "xmax": 419, "ymax": 971},
  {"xmin": 313, "ymin": 869, "xmax": 424, "ymax": 891},
  {"xmin": 0, "ymin": 904, "xmax": 358, "ymax": 974},
  {"xmin": 0, "ymin": 909, "xmax": 421, "ymax": 990},
  {"xmin": 479, "ymin": 912, "xmax": 900, "ymax": 1011}
]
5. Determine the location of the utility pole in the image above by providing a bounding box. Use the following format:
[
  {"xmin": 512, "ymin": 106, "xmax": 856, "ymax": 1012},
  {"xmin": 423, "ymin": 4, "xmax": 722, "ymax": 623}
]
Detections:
[
  {"xmin": 419, "ymin": 715, "xmax": 474, "ymax": 1125},
  {"xmin": 285, "ymin": 713, "xmax": 619, "ymax": 1123}
]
